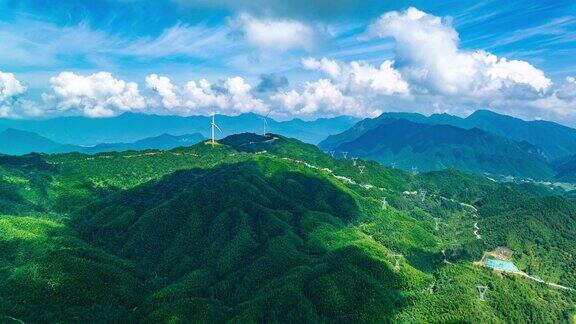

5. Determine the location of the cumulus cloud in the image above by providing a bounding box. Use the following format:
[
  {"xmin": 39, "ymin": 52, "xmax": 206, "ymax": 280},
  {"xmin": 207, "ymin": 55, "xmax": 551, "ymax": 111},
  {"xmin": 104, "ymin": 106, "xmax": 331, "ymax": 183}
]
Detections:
[
  {"xmin": 0, "ymin": 71, "xmax": 28, "ymax": 117},
  {"xmin": 0, "ymin": 71, "xmax": 26, "ymax": 101},
  {"xmin": 145, "ymin": 74, "xmax": 267, "ymax": 115},
  {"xmin": 236, "ymin": 13, "xmax": 318, "ymax": 51},
  {"xmin": 49, "ymin": 72, "xmax": 146, "ymax": 117},
  {"xmin": 146, "ymin": 74, "xmax": 181, "ymax": 108},
  {"xmin": 255, "ymin": 73, "xmax": 289, "ymax": 92},
  {"xmin": 366, "ymin": 7, "xmax": 551, "ymax": 98},
  {"xmin": 272, "ymin": 79, "xmax": 382, "ymax": 117},
  {"xmin": 303, "ymin": 57, "xmax": 410, "ymax": 96}
]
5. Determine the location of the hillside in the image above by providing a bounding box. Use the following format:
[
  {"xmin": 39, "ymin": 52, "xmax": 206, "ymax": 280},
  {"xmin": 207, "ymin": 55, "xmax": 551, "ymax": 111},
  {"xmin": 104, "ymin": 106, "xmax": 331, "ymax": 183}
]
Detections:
[
  {"xmin": 325, "ymin": 119, "xmax": 554, "ymax": 179},
  {"xmin": 0, "ymin": 112, "xmax": 358, "ymax": 146},
  {"xmin": 320, "ymin": 109, "xmax": 576, "ymax": 160},
  {"xmin": 0, "ymin": 134, "xmax": 574, "ymax": 322}
]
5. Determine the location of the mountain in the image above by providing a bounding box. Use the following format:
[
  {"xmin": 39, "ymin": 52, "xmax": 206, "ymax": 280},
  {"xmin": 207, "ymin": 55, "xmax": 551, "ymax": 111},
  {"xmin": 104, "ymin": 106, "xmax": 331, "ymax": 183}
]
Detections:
[
  {"xmin": 81, "ymin": 133, "xmax": 205, "ymax": 154},
  {"xmin": 0, "ymin": 128, "xmax": 77, "ymax": 155},
  {"xmin": 320, "ymin": 109, "xmax": 576, "ymax": 160},
  {"xmin": 324, "ymin": 119, "xmax": 554, "ymax": 179},
  {"xmin": 0, "ymin": 112, "xmax": 358, "ymax": 146},
  {"xmin": 0, "ymin": 128, "xmax": 205, "ymax": 155},
  {"xmin": 0, "ymin": 133, "xmax": 574, "ymax": 322},
  {"xmin": 552, "ymin": 154, "xmax": 576, "ymax": 183}
]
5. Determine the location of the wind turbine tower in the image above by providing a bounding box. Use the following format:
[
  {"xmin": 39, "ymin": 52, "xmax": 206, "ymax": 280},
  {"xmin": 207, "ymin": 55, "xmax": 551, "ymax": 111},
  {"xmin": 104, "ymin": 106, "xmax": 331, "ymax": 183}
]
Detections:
[
  {"xmin": 211, "ymin": 113, "xmax": 222, "ymax": 146},
  {"xmin": 260, "ymin": 111, "xmax": 271, "ymax": 136}
]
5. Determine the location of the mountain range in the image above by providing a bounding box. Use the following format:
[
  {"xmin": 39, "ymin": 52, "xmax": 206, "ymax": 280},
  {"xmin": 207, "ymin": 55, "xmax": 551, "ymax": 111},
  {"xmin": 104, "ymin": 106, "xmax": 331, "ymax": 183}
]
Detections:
[
  {"xmin": 320, "ymin": 110, "xmax": 576, "ymax": 180},
  {"xmin": 1, "ymin": 133, "xmax": 574, "ymax": 322},
  {"xmin": 0, "ymin": 112, "xmax": 358, "ymax": 146},
  {"xmin": 330, "ymin": 118, "xmax": 554, "ymax": 179},
  {"xmin": 321, "ymin": 110, "xmax": 576, "ymax": 160},
  {"xmin": 0, "ymin": 128, "xmax": 206, "ymax": 155}
]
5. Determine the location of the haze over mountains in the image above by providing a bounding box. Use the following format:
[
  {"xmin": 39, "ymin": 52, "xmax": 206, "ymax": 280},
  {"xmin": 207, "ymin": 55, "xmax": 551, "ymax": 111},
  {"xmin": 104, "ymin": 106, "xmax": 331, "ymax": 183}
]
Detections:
[
  {"xmin": 0, "ymin": 112, "xmax": 358, "ymax": 146},
  {"xmin": 5, "ymin": 109, "xmax": 576, "ymax": 181},
  {"xmin": 0, "ymin": 128, "xmax": 206, "ymax": 155}
]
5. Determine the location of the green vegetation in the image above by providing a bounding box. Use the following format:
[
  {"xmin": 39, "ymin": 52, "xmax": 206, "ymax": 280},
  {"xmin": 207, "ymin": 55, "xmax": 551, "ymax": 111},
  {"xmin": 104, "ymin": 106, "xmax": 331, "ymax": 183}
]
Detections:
[{"xmin": 0, "ymin": 133, "xmax": 574, "ymax": 322}]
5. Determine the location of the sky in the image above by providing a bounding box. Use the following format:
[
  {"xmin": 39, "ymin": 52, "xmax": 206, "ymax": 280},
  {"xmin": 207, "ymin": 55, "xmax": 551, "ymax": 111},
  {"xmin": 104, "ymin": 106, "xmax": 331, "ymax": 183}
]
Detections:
[{"xmin": 0, "ymin": 0, "xmax": 576, "ymax": 124}]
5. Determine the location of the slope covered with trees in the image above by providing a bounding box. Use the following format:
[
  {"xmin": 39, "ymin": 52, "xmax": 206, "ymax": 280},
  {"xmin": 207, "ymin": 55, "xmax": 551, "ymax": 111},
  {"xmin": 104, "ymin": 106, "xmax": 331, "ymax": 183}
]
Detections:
[
  {"xmin": 323, "ymin": 119, "xmax": 554, "ymax": 179},
  {"xmin": 0, "ymin": 134, "xmax": 574, "ymax": 322}
]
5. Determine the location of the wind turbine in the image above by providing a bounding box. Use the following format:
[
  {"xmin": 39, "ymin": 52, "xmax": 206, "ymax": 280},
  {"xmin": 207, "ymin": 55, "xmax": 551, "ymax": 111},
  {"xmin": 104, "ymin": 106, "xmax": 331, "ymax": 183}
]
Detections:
[
  {"xmin": 211, "ymin": 113, "xmax": 222, "ymax": 146},
  {"xmin": 260, "ymin": 111, "xmax": 271, "ymax": 136}
]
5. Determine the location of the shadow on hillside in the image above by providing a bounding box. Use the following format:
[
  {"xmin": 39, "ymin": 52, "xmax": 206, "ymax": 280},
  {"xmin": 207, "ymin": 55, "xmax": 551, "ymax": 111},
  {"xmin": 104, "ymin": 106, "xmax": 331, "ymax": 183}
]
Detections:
[{"xmin": 68, "ymin": 160, "xmax": 420, "ymax": 321}]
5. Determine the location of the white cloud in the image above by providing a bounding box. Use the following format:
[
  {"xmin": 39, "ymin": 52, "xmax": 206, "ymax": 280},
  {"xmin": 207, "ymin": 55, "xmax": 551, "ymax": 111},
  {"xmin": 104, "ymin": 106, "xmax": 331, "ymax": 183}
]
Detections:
[
  {"xmin": 272, "ymin": 79, "xmax": 382, "ymax": 117},
  {"xmin": 49, "ymin": 72, "xmax": 146, "ymax": 117},
  {"xmin": 146, "ymin": 74, "xmax": 267, "ymax": 115},
  {"xmin": 237, "ymin": 13, "xmax": 317, "ymax": 51},
  {"xmin": 367, "ymin": 7, "xmax": 551, "ymax": 98},
  {"xmin": 302, "ymin": 57, "xmax": 410, "ymax": 96},
  {"xmin": 302, "ymin": 57, "xmax": 341, "ymax": 78},
  {"xmin": 0, "ymin": 71, "xmax": 26, "ymax": 102},
  {"xmin": 0, "ymin": 71, "xmax": 27, "ymax": 118},
  {"xmin": 146, "ymin": 74, "xmax": 181, "ymax": 108}
]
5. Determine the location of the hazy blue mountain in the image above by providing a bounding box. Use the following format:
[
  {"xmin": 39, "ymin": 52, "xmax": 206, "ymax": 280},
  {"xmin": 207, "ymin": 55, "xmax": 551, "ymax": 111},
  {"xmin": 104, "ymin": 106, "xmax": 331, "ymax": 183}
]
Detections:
[
  {"xmin": 331, "ymin": 119, "xmax": 555, "ymax": 179},
  {"xmin": 0, "ymin": 128, "xmax": 78, "ymax": 155},
  {"xmin": 552, "ymin": 154, "xmax": 576, "ymax": 183},
  {"xmin": 81, "ymin": 133, "xmax": 206, "ymax": 154},
  {"xmin": 320, "ymin": 109, "xmax": 576, "ymax": 160},
  {"xmin": 0, "ymin": 128, "xmax": 206, "ymax": 155},
  {"xmin": 0, "ymin": 112, "xmax": 358, "ymax": 146}
]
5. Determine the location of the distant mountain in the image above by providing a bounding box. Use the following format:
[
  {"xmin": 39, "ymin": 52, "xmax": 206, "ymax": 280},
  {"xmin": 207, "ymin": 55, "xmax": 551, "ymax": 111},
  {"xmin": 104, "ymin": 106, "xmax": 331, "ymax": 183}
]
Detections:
[
  {"xmin": 0, "ymin": 128, "xmax": 205, "ymax": 155},
  {"xmin": 0, "ymin": 112, "xmax": 358, "ymax": 146},
  {"xmin": 329, "ymin": 119, "xmax": 555, "ymax": 179},
  {"xmin": 0, "ymin": 128, "xmax": 77, "ymax": 155},
  {"xmin": 552, "ymin": 154, "xmax": 576, "ymax": 183},
  {"xmin": 320, "ymin": 110, "xmax": 576, "ymax": 160},
  {"xmin": 82, "ymin": 133, "xmax": 206, "ymax": 154}
]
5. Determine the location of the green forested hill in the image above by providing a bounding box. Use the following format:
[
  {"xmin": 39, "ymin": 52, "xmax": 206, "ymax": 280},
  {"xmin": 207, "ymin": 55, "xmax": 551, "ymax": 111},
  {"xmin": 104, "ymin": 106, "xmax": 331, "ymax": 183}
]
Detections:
[
  {"xmin": 0, "ymin": 134, "xmax": 574, "ymax": 322},
  {"xmin": 321, "ymin": 119, "xmax": 554, "ymax": 179}
]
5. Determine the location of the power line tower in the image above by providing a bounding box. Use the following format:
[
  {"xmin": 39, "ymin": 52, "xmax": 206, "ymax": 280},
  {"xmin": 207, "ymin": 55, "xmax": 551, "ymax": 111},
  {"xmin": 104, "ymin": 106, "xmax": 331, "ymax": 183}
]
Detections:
[
  {"xmin": 381, "ymin": 197, "xmax": 389, "ymax": 210},
  {"xmin": 328, "ymin": 151, "xmax": 335, "ymax": 157},
  {"xmin": 419, "ymin": 190, "xmax": 427, "ymax": 202},
  {"xmin": 358, "ymin": 165, "xmax": 365, "ymax": 174},
  {"xmin": 434, "ymin": 217, "xmax": 441, "ymax": 231},
  {"xmin": 341, "ymin": 151, "xmax": 348, "ymax": 159},
  {"xmin": 476, "ymin": 285, "xmax": 489, "ymax": 301},
  {"xmin": 351, "ymin": 157, "xmax": 358, "ymax": 166},
  {"xmin": 389, "ymin": 254, "xmax": 403, "ymax": 271},
  {"xmin": 411, "ymin": 166, "xmax": 419, "ymax": 175}
]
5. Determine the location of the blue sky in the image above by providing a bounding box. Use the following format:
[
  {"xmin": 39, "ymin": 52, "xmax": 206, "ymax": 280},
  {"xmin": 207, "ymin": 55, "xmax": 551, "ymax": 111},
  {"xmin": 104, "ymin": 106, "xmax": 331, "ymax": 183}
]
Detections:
[{"xmin": 0, "ymin": 0, "xmax": 575, "ymax": 123}]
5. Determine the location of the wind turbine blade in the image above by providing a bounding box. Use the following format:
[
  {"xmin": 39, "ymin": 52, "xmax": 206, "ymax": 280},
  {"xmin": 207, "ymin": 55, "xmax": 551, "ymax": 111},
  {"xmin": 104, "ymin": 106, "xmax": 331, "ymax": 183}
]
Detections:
[{"xmin": 214, "ymin": 123, "xmax": 222, "ymax": 132}]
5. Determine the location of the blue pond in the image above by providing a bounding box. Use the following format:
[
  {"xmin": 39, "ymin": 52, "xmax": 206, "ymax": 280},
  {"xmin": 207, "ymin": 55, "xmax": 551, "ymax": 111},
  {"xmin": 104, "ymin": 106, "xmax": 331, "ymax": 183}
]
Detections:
[{"xmin": 485, "ymin": 258, "xmax": 519, "ymax": 273}]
